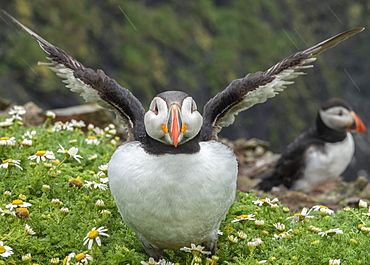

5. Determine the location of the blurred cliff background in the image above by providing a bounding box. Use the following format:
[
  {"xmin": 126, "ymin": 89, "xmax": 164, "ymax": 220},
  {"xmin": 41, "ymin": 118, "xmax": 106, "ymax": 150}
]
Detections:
[{"xmin": 1, "ymin": 0, "xmax": 369, "ymax": 181}]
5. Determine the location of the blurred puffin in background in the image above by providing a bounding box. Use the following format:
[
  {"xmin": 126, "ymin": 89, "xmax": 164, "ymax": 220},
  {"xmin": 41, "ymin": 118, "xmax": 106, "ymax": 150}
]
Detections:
[{"xmin": 258, "ymin": 98, "xmax": 366, "ymax": 192}]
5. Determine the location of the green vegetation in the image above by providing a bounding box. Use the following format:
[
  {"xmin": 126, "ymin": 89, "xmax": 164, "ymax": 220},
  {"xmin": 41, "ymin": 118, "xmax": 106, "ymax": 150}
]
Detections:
[{"xmin": 0, "ymin": 106, "xmax": 369, "ymax": 264}]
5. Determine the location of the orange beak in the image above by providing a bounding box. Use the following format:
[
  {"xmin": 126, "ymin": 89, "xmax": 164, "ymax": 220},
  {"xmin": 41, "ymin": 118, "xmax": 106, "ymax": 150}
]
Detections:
[
  {"xmin": 168, "ymin": 105, "xmax": 182, "ymax": 147},
  {"xmin": 349, "ymin": 111, "xmax": 366, "ymax": 133}
]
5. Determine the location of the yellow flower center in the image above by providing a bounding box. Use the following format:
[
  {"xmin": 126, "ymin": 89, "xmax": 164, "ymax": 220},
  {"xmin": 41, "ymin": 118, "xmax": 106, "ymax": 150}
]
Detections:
[
  {"xmin": 12, "ymin": 199, "xmax": 23, "ymax": 205},
  {"xmin": 2, "ymin": 159, "xmax": 12, "ymax": 164},
  {"xmin": 0, "ymin": 245, "xmax": 5, "ymax": 253},
  {"xmin": 88, "ymin": 230, "xmax": 99, "ymax": 239},
  {"xmin": 294, "ymin": 213, "xmax": 302, "ymax": 216},
  {"xmin": 87, "ymin": 136, "xmax": 96, "ymax": 140},
  {"xmin": 237, "ymin": 215, "xmax": 249, "ymax": 219},
  {"xmin": 36, "ymin": 151, "xmax": 46, "ymax": 156},
  {"xmin": 75, "ymin": 253, "xmax": 86, "ymax": 262},
  {"xmin": 320, "ymin": 206, "xmax": 329, "ymax": 209},
  {"xmin": 0, "ymin": 137, "xmax": 10, "ymax": 140}
]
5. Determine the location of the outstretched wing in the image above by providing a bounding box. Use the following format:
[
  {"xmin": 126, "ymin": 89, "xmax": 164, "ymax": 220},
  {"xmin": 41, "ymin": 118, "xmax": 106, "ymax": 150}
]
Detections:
[
  {"xmin": 2, "ymin": 10, "xmax": 146, "ymax": 141},
  {"xmin": 201, "ymin": 27, "xmax": 364, "ymax": 140}
]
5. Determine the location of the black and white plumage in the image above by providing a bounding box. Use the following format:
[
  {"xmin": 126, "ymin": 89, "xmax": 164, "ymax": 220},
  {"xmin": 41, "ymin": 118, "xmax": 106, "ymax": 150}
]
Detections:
[
  {"xmin": 258, "ymin": 98, "xmax": 366, "ymax": 192},
  {"xmin": 2, "ymin": 10, "xmax": 364, "ymax": 258}
]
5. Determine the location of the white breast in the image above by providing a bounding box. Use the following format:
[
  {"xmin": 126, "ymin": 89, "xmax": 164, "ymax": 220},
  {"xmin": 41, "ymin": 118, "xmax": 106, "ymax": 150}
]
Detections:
[
  {"xmin": 292, "ymin": 133, "xmax": 354, "ymax": 192},
  {"xmin": 108, "ymin": 140, "xmax": 237, "ymax": 250}
]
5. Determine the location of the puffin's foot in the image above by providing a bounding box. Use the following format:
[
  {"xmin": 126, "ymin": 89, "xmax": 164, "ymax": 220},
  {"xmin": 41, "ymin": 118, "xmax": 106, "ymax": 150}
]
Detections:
[{"xmin": 139, "ymin": 236, "xmax": 164, "ymax": 260}]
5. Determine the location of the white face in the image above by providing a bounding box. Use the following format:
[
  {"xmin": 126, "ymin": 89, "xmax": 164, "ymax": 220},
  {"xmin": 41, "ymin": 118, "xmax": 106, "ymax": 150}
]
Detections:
[
  {"xmin": 319, "ymin": 106, "xmax": 353, "ymax": 132},
  {"xmin": 144, "ymin": 96, "xmax": 203, "ymax": 146}
]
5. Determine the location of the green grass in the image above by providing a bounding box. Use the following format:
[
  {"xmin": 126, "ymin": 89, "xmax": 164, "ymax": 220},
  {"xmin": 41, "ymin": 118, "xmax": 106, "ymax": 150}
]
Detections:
[{"xmin": 0, "ymin": 106, "xmax": 368, "ymax": 265}]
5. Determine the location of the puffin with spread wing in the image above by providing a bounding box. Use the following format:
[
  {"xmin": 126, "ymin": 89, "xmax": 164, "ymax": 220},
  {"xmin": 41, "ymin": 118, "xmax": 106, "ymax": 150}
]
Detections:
[{"xmin": 2, "ymin": 10, "xmax": 364, "ymax": 259}]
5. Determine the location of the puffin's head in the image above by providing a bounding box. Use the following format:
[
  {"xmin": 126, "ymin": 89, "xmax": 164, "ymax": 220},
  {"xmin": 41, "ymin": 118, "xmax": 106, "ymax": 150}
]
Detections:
[
  {"xmin": 144, "ymin": 91, "xmax": 203, "ymax": 147},
  {"xmin": 319, "ymin": 98, "xmax": 366, "ymax": 133}
]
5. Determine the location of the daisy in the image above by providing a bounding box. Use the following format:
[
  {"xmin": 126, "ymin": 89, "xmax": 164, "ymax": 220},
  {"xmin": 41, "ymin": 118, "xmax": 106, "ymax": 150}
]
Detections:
[
  {"xmin": 252, "ymin": 197, "xmax": 279, "ymax": 207},
  {"xmin": 0, "ymin": 137, "xmax": 16, "ymax": 146},
  {"xmin": 8, "ymin": 105, "xmax": 26, "ymax": 120},
  {"xmin": 100, "ymin": 177, "xmax": 109, "ymax": 183},
  {"xmin": 28, "ymin": 150, "xmax": 55, "ymax": 163},
  {"xmin": 84, "ymin": 181, "xmax": 108, "ymax": 191},
  {"xmin": 85, "ymin": 136, "xmax": 100, "ymax": 145},
  {"xmin": 95, "ymin": 200, "xmax": 105, "ymax": 207},
  {"xmin": 0, "ymin": 159, "xmax": 23, "ymax": 170},
  {"xmin": 98, "ymin": 164, "xmax": 108, "ymax": 173},
  {"xmin": 362, "ymin": 211, "xmax": 370, "ymax": 217},
  {"xmin": 329, "ymin": 259, "xmax": 340, "ymax": 265},
  {"xmin": 0, "ymin": 208, "xmax": 15, "ymax": 216},
  {"xmin": 228, "ymin": 235, "xmax": 238, "ymax": 243},
  {"xmin": 46, "ymin": 110, "xmax": 56, "ymax": 119},
  {"xmin": 93, "ymin": 127, "xmax": 105, "ymax": 137},
  {"xmin": 141, "ymin": 257, "xmax": 156, "ymax": 265},
  {"xmin": 57, "ymin": 121, "xmax": 73, "ymax": 131},
  {"xmin": 60, "ymin": 207, "xmax": 70, "ymax": 216},
  {"xmin": 100, "ymin": 210, "xmax": 111, "ymax": 217},
  {"xmin": 359, "ymin": 199, "xmax": 368, "ymax": 208},
  {"xmin": 308, "ymin": 225, "xmax": 322, "ymax": 233},
  {"xmin": 20, "ymin": 138, "xmax": 32, "ymax": 146},
  {"xmin": 0, "ymin": 241, "xmax": 13, "ymax": 257},
  {"xmin": 273, "ymin": 229, "xmax": 293, "ymax": 240},
  {"xmin": 180, "ymin": 243, "xmax": 211, "ymax": 255},
  {"xmin": 88, "ymin": 154, "xmax": 98, "ymax": 161},
  {"xmin": 63, "ymin": 252, "xmax": 76, "ymax": 265},
  {"xmin": 83, "ymin": 226, "xmax": 110, "ymax": 249},
  {"xmin": 310, "ymin": 205, "xmax": 334, "ymax": 215},
  {"xmin": 286, "ymin": 207, "xmax": 314, "ymax": 223},
  {"xmin": 49, "ymin": 122, "xmax": 64, "ymax": 132},
  {"xmin": 360, "ymin": 226, "xmax": 370, "ymax": 233},
  {"xmin": 237, "ymin": 231, "xmax": 247, "ymax": 239},
  {"xmin": 273, "ymin": 222, "xmax": 286, "ymax": 231},
  {"xmin": 6, "ymin": 199, "xmax": 32, "ymax": 210},
  {"xmin": 141, "ymin": 258, "xmax": 175, "ymax": 265},
  {"xmin": 104, "ymin": 124, "xmax": 117, "ymax": 137},
  {"xmin": 25, "ymin": 224, "xmax": 36, "ymax": 235},
  {"xmin": 0, "ymin": 118, "xmax": 14, "ymax": 127},
  {"xmin": 57, "ymin": 144, "xmax": 83, "ymax": 163},
  {"xmin": 75, "ymin": 252, "xmax": 93, "ymax": 264},
  {"xmin": 70, "ymin": 119, "xmax": 86, "ymax": 129},
  {"xmin": 22, "ymin": 253, "xmax": 32, "ymax": 261},
  {"xmin": 254, "ymin": 220, "xmax": 265, "ymax": 228},
  {"xmin": 8, "ymin": 105, "xmax": 26, "ymax": 116},
  {"xmin": 23, "ymin": 130, "xmax": 37, "ymax": 139},
  {"xmin": 231, "ymin": 214, "xmax": 255, "ymax": 222},
  {"xmin": 318, "ymin": 228, "xmax": 343, "ymax": 237},
  {"xmin": 51, "ymin": 258, "xmax": 60, "ymax": 264},
  {"xmin": 249, "ymin": 238, "xmax": 263, "ymax": 246},
  {"xmin": 51, "ymin": 198, "xmax": 63, "ymax": 207}
]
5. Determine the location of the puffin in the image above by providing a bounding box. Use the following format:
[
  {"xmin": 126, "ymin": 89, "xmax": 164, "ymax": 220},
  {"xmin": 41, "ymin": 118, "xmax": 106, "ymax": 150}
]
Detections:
[
  {"xmin": 258, "ymin": 98, "xmax": 366, "ymax": 192},
  {"xmin": 2, "ymin": 10, "xmax": 364, "ymax": 259}
]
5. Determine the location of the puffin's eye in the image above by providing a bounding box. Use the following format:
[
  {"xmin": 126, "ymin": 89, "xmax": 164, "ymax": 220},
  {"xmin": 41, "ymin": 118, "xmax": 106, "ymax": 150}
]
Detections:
[
  {"xmin": 338, "ymin": 110, "xmax": 343, "ymax": 116},
  {"xmin": 153, "ymin": 105, "xmax": 158, "ymax": 115}
]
